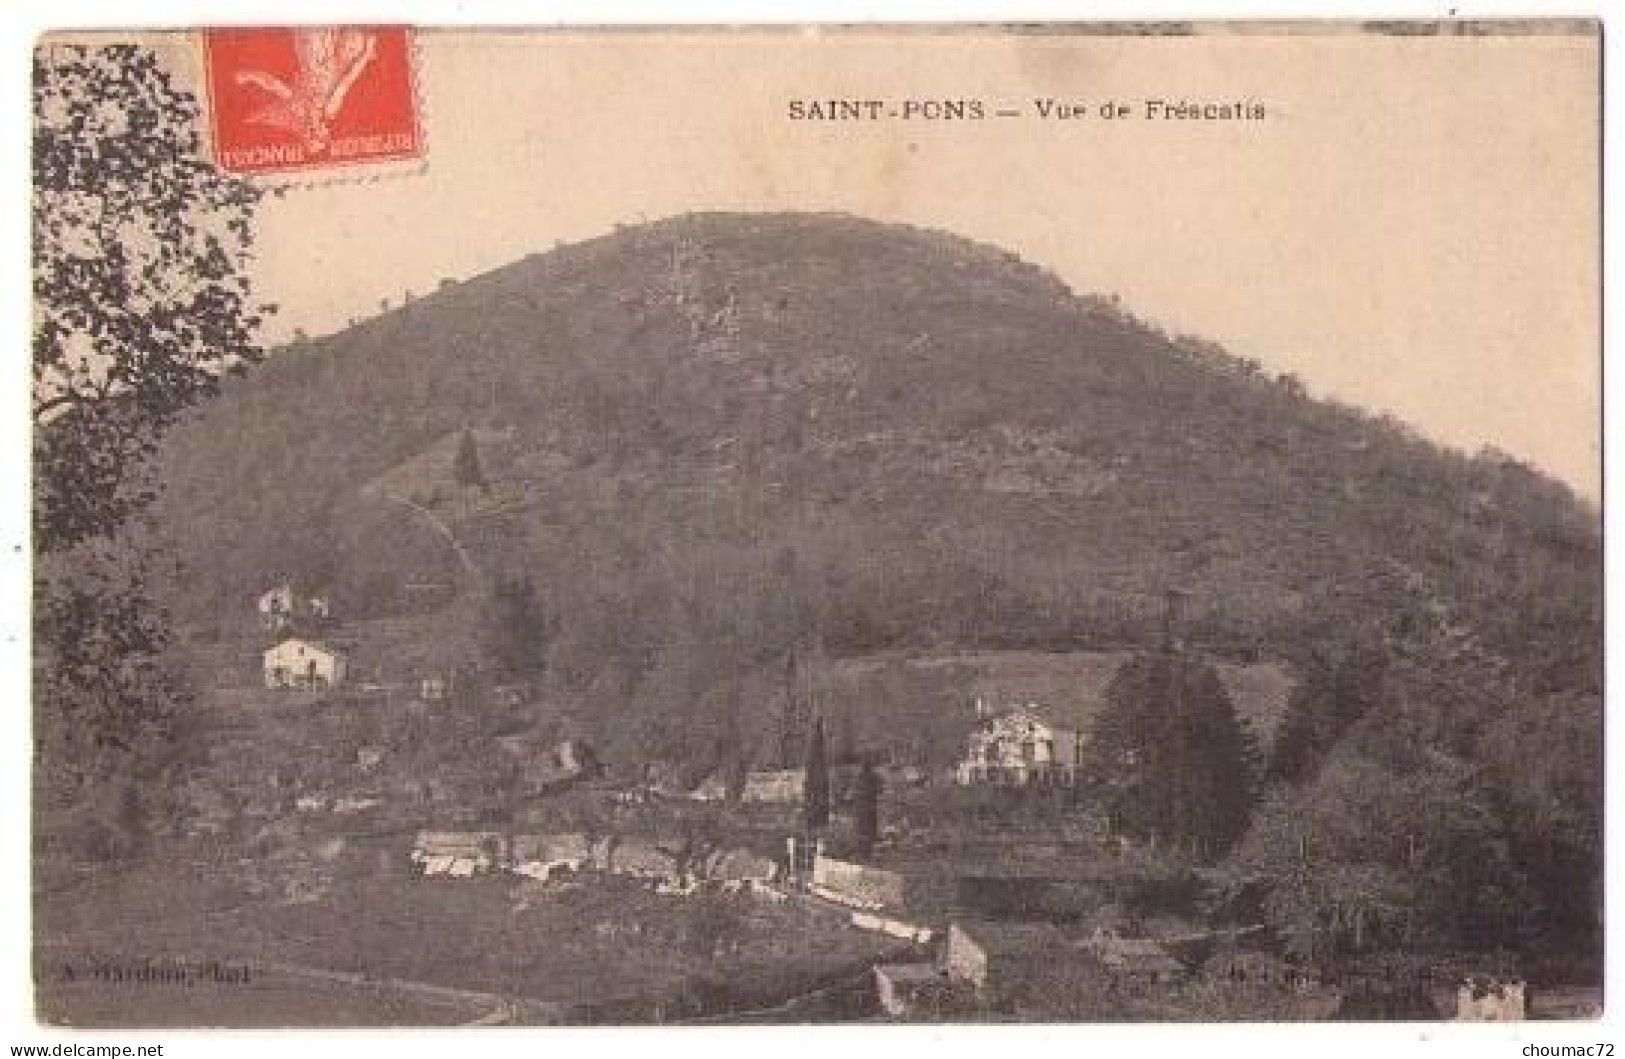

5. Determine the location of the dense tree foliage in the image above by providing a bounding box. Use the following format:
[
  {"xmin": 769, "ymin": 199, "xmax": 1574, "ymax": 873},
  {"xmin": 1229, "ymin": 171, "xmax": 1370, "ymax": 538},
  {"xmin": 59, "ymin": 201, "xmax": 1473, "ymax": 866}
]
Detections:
[
  {"xmin": 1268, "ymin": 637, "xmax": 1388, "ymax": 784},
  {"xmin": 1083, "ymin": 651, "xmax": 1258, "ymax": 860},
  {"xmin": 1213, "ymin": 564, "xmax": 1598, "ymax": 961},
  {"xmin": 34, "ymin": 43, "xmax": 266, "ymax": 553},
  {"xmin": 1214, "ymin": 745, "xmax": 1529, "ymax": 958},
  {"xmin": 33, "ymin": 43, "xmax": 267, "ymax": 857},
  {"xmin": 33, "ymin": 541, "xmax": 196, "ymax": 849},
  {"xmin": 1476, "ymin": 689, "xmax": 1602, "ymax": 956}
]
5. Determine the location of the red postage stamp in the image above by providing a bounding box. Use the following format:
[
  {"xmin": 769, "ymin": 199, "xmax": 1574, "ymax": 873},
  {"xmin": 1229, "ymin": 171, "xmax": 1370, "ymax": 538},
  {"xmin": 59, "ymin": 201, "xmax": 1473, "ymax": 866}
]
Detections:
[{"xmin": 201, "ymin": 26, "xmax": 422, "ymax": 176}]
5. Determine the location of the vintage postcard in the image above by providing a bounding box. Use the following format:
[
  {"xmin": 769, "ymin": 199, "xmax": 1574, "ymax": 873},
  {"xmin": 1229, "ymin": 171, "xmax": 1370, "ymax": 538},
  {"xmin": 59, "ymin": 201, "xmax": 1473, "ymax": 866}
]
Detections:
[{"xmin": 28, "ymin": 22, "xmax": 1601, "ymax": 1030}]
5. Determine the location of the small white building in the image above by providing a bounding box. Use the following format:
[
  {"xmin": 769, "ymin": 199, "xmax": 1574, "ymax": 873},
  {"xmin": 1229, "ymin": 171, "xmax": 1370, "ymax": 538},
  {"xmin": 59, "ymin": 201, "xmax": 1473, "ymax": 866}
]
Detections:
[
  {"xmin": 263, "ymin": 637, "xmax": 348, "ymax": 691},
  {"xmin": 257, "ymin": 584, "xmax": 296, "ymax": 631},
  {"xmin": 741, "ymin": 768, "xmax": 806, "ymax": 804},
  {"xmin": 257, "ymin": 583, "xmax": 332, "ymax": 631},
  {"xmin": 411, "ymin": 830, "xmax": 508, "ymax": 876}
]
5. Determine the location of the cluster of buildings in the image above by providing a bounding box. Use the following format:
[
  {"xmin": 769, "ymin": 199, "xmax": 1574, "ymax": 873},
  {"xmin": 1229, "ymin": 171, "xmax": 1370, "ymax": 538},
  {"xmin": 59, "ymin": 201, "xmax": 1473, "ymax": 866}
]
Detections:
[
  {"xmin": 247, "ymin": 584, "xmax": 1260, "ymax": 811},
  {"xmin": 869, "ymin": 920, "xmax": 1196, "ymax": 1018},
  {"xmin": 257, "ymin": 583, "xmax": 331, "ymax": 632},
  {"xmin": 234, "ymin": 579, "xmax": 1541, "ymax": 1023},
  {"xmin": 254, "ymin": 584, "xmax": 478, "ymax": 702},
  {"xmin": 409, "ymin": 829, "xmax": 781, "ymax": 894},
  {"xmin": 869, "ymin": 921, "xmax": 1533, "ymax": 1021},
  {"xmin": 258, "ymin": 582, "xmax": 349, "ymax": 691},
  {"xmin": 868, "ymin": 921, "xmax": 1555, "ymax": 1022}
]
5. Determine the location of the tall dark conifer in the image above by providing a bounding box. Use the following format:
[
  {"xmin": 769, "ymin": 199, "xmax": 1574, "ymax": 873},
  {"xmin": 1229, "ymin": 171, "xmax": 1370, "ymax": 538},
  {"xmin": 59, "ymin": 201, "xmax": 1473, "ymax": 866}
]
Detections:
[
  {"xmin": 453, "ymin": 429, "xmax": 486, "ymax": 490},
  {"xmin": 803, "ymin": 715, "xmax": 831, "ymax": 830},
  {"xmin": 1268, "ymin": 640, "xmax": 1389, "ymax": 785},
  {"xmin": 486, "ymin": 574, "xmax": 546, "ymax": 680},
  {"xmin": 1082, "ymin": 651, "xmax": 1257, "ymax": 858},
  {"xmin": 854, "ymin": 758, "xmax": 882, "ymax": 860},
  {"xmin": 776, "ymin": 649, "xmax": 809, "ymax": 768}
]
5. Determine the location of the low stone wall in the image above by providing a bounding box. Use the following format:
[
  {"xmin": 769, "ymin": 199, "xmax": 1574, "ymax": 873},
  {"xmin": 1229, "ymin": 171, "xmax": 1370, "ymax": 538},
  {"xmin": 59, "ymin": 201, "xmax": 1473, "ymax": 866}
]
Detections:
[
  {"xmin": 850, "ymin": 910, "xmax": 933, "ymax": 944},
  {"xmin": 812, "ymin": 855, "xmax": 907, "ymax": 910}
]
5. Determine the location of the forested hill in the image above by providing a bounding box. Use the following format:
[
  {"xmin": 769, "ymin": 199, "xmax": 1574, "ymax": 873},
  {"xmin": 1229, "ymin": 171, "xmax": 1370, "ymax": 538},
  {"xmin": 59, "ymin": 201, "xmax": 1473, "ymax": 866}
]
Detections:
[
  {"xmin": 166, "ymin": 212, "xmax": 1599, "ymax": 730},
  {"xmin": 156, "ymin": 210, "xmax": 1597, "ymax": 688}
]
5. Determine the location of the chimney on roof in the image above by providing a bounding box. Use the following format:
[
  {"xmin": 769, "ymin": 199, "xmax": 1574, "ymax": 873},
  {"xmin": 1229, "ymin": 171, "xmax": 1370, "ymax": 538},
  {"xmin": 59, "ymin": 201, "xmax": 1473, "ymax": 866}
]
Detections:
[
  {"xmin": 975, "ymin": 696, "xmax": 988, "ymax": 720},
  {"xmin": 1163, "ymin": 588, "xmax": 1188, "ymax": 655}
]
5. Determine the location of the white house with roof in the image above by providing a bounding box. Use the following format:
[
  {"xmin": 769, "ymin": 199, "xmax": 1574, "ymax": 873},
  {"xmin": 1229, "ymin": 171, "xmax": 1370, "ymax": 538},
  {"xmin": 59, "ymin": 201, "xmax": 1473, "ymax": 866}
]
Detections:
[
  {"xmin": 264, "ymin": 637, "xmax": 348, "ymax": 691},
  {"xmin": 956, "ymin": 701, "xmax": 1087, "ymax": 787}
]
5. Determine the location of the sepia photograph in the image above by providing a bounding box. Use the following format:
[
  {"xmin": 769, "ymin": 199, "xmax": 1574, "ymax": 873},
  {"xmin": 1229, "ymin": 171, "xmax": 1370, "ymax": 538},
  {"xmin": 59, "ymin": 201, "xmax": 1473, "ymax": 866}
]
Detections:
[{"xmin": 22, "ymin": 18, "xmax": 1603, "ymax": 1034}]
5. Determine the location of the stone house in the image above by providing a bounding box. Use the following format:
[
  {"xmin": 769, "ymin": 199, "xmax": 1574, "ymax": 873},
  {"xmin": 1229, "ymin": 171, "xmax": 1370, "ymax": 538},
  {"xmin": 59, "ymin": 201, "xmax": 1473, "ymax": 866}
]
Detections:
[
  {"xmin": 943, "ymin": 921, "xmax": 1080, "ymax": 991},
  {"xmin": 874, "ymin": 963, "xmax": 951, "ymax": 1017},
  {"xmin": 607, "ymin": 837, "xmax": 678, "ymax": 883},
  {"xmin": 411, "ymin": 830, "xmax": 508, "ymax": 876},
  {"xmin": 263, "ymin": 637, "xmax": 348, "ymax": 690},
  {"xmin": 710, "ymin": 848, "xmax": 779, "ymax": 885},
  {"xmin": 511, "ymin": 832, "xmax": 597, "ymax": 881},
  {"xmin": 741, "ymin": 768, "xmax": 806, "ymax": 804},
  {"xmin": 1087, "ymin": 927, "xmax": 1186, "ymax": 984},
  {"xmin": 688, "ymin": 773, "xmax": 730, "ymax": 802}
]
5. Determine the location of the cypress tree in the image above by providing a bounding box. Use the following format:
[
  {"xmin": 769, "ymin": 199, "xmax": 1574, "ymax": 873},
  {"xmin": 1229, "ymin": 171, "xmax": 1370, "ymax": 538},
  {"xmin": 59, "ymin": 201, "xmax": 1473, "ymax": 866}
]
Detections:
[
  {"xmin": 835, "ymin": 709, "xmax": 859, "ymax": 765},
  {"xmin": 486, "ymin": 574, "xmax": 545, "ymax": 680},
  {"xmin": 854, "ymin": 758, "xmax": 882, "ymax": 860},
  {"xmin": 804, "ymin": 715, "xmax": 831, "ymax": 830},
  {"xmin": 776, "ymin": 650, "xmax": 805, "ymax": 768},
  {"xmin": 1082, "ymin": 651, "xmax": 1257, "ymax": 858},
  {"xmin": 453, "ymin": 429, "xmax": 486, "ymax": 490},
  {"xmin": 1268, "ymin": 664, "xmax": 1334, "ymax": 784}
]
